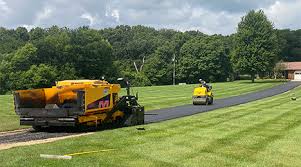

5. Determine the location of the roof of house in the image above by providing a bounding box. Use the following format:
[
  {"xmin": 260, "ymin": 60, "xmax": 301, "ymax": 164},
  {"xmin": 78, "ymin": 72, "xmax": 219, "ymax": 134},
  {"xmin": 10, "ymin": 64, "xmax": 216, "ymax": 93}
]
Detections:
[{"xmin": 281, "ymin": 62, "xmax": 301, "ymax": 70}]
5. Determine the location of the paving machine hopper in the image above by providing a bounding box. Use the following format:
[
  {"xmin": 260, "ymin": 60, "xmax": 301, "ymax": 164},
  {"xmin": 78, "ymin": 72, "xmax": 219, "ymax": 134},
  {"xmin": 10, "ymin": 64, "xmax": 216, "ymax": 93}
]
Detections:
[{"xmin": 13, "ymin": 79, "xmax": 144, "ymax": 130}]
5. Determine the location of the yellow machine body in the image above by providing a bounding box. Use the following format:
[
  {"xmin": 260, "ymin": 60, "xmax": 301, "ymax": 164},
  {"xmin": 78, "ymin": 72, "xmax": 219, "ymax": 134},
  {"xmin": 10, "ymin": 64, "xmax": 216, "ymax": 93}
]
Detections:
[
  {"xmin": 192, "ymin": 84, "xmax": 213, "ymax": 105},
  {"xmin": 193, "ymin": 86, "xmax": 212, "ymax": 97},
  {"xmin": 14, "ymin": 80, "xmax": 144, "ymax": 129}
]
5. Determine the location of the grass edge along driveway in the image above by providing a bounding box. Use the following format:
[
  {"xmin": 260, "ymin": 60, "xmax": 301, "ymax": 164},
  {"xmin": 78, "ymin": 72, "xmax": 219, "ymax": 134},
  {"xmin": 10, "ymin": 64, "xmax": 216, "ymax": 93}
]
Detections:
[
  {"xmin": 0, "ymin": 84, "xmax": 300, "ymax": 167},
  {"xmin": 0, "ymin": 79, "xmax": 285, "ymax": 132}
]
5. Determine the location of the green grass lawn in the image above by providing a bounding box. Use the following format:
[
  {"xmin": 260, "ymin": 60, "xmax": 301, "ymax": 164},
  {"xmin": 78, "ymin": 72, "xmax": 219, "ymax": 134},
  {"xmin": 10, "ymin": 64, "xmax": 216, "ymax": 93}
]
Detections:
[
  {"xmin": 0, "ymin": 95, "xmax": 26, "ymax": 131},
  {"xmin": 124, "ymin": 79, "xmax": 285, "ymax": 110},
  {"xmin": 0, "ymin": 80, "xmax": 285, "ymax": 132},
  {"xmin": 0, "ymin": 82, "xmax": 299, "ymax": 167}
]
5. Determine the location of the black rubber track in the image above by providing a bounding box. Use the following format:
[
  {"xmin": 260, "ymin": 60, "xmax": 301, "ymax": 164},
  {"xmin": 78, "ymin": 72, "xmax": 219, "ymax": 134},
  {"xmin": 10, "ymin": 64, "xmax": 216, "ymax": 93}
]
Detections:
[{"xmin": 145, "ymin": 81, "xmax": 301, "ymax": 123}]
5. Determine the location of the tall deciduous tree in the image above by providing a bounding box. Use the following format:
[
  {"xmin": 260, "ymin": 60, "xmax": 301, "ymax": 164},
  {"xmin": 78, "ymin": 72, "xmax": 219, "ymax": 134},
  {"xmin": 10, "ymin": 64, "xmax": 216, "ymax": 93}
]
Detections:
[
  {"xmin": 11, "ymin": 43, "xmax": 37, "ymax": 71},
  {"xmin": 177, "ymin": 35, "xmax": 231, "ymax": 83},
  {"xmin": 232, "ymin": 10, "xmax": 279, "ymax": 82},
  {"xmin": 144, "ymin": 42, "xmax": 175, "ymax": 85},
  {"xmin": 70, "ymin": 28, "xmax": 113, "ymax": 79}
]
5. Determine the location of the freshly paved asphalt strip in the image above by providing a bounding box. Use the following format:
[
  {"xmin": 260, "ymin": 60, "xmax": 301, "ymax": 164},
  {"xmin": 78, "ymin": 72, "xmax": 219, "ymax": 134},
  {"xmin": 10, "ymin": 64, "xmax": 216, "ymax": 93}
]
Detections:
[{"xmin": 145, "ymin": 81, "xmax": 301, "ymax": 124}]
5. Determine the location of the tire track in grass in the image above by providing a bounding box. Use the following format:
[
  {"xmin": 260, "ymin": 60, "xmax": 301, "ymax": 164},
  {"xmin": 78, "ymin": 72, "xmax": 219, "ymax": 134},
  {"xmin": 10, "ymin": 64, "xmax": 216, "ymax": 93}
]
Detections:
[
  {"xmin": 172, "ymin": 90, "xmax": 300, "ymax": 164},
  {"xmin": 186, "ymin": 99, "xmax": 287, "ymax": 130},
  {"xmin": 128, "ymin": 150, "xmax": 177, "ymax": 167},
  {"xmin": 141, "ymin": 86, "xmax": 298, "ymax": 139},
  {"xmin": 151, "ymin": 95, "xmax": 290, "ymax": 139},
  {"xmin": 198, "ymin": 105, "xmax": 301, "ymax": 163},
  {"xmin": 194, "ymin": 95, "xmax": 290, "ymax": 127}
]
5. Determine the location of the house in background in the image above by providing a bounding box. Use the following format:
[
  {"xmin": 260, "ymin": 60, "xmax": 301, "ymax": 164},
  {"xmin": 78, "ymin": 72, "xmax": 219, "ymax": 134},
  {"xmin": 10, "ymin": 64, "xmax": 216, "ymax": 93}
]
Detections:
[{"xmin": 281, "ymin": 62, "xmax": 301, "ymax": 81}]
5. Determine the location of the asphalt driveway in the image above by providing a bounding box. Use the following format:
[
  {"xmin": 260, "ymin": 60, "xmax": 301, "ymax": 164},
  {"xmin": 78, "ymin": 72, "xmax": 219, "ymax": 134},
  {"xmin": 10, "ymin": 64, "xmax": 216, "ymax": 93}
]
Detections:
[{"xmin": 145, "ymin": 81, "xmax": 301, "ymax": 123}]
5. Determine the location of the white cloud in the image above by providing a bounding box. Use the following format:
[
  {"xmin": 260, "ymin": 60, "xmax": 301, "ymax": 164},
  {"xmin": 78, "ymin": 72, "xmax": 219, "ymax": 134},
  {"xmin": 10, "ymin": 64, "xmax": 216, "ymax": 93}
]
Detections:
[
  {"xmin": 111, "ymin": 9, "xmax": 120, "ymax": 23},
  {"xmin": 1, "ymin": 0, "xmax": 301, "ymax": 35},
  {"xmin": 263, "ymin": 0, "xmax": 301, "ymax": 30},
  {"xmin": 105, "ymin": 5, "xmax": 121, "ymax": 23},
  {"xmin": 0, "ymin": 0, "xmax": 10, "ymax": 13},
  {"xmin": 21, "ymin": 24, "xmax": 36, "ymax": 30},
  {"xmin": 0, "ymin": 0, "xmax": 11, "ymax": 19},
  {"xmin": 80, "ymin": 13, "xmax": 97, "ymax": 26},
  {"xmin": 34, "ymin": 6, "xmax": 53, "ymax": 25}
]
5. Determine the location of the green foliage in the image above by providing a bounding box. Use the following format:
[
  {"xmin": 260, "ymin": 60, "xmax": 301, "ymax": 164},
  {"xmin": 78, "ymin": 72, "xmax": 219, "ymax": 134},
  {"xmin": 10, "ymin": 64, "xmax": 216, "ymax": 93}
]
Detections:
[
  {"xmin": 0, "ymin": 44, "xmax": 38, "ymax": 91},
  {"xmin": 232, "ymin": 10, "xmax": 279, "ymax": 82},
  {"xmin": 8, "ymin": 64, "xmax": 57, "ymax": 90},
  {"xmin": 56, "ymin": 63, "xmax": 78, "ymax": 81},
  {"xmin": 0, "ymin": 27, "xmax": 29, "ymax": 54},
  {"xmin": 177, "ymin": 35, "xmax": 231, "ymax": 83},
  {"xmin": 144, "ymin": 42, "xmax": 175, "ymax": 85},
  {"xmin": 25, "ymin": 64, "xmax": 58, "ymax": 88},
  {"xmin": 0, "ymin": 26, "xmax": 115, "ymax": 93},
  {"xmin": 276, "ymin": 29, "xmax": 301, "ymax": 61},
  {"xmin": 34, "ymin": 28, "xmax": 71, "ymax": 66},
  {"xmin": 121, "ymin": 71, "xmax": 151, "ymax": 87},
  {"xmin": 11, "ymin": 43, "xmax": 37, "ymax": 71},
  {"xmin": 0, "ymin": 18, "xmax": 299, "ymax": 93},
  {"xmin": 70, "ymin": 28, "xmax": 113, "ymax": 79}
]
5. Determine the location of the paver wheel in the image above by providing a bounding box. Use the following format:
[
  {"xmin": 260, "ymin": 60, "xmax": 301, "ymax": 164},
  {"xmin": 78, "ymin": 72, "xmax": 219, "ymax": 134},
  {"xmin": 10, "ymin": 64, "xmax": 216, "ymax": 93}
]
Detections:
[{"xmin": 208, "ymin": 97, "xmax": 213, "ymax": 105}]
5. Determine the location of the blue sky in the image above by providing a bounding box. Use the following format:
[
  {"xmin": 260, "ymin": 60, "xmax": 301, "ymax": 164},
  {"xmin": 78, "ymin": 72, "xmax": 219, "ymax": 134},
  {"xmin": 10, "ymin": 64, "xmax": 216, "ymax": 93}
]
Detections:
[{"xmin": 0, "ymin": 0, "xmax": 300, "ymax": 35}]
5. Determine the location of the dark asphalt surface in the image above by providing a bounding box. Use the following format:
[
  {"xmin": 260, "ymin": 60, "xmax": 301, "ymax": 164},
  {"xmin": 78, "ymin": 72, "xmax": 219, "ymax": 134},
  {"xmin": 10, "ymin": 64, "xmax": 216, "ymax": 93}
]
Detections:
[
  {"xmin": 145, "ymin": 81, "xmax": 301, "ymax": 123},
  {"xmin": 1, "ymin": 81, "xmax": 300, "ymax": 144},
  {"xmin": 0, "ymin": 129, "xmax": 80, "ymax": 144}
]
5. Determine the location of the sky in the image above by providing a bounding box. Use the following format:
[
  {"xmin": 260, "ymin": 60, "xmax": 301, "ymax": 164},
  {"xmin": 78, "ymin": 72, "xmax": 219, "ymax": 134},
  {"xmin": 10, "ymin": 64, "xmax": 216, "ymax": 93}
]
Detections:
[{"xmin": 0, "ymin": 0, "xmax": 300, "ymax": 35}]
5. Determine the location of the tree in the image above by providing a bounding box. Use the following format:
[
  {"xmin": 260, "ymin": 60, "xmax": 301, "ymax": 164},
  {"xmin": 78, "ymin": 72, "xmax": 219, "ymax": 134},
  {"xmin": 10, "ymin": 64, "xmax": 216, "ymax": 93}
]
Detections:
[
  {"xmin": 144, "ymin": 42, "xmax": 175, "ymax": 85},
  {"xmin": 177, "ymin": 36, "xmax": 231, "ymax": 83},
  {"xmin": 16, "ymin": 27, "xmax": 29, "ymax": 41},
  {"xmin": 232, "ymin": 10, "xmax": 279, "ymax": 82},
  {"xmin": 273, "ymin": 60, "xmax": 286, "ymax": 79},
  {"xmin": 34, "ymin": 28, "xmax": 72, "ymax": 66},
  {"xmin": 11, "ymin": 43, "xmax": 37, "ymax": 71},
  {"xmin": 8, "ymin": 64, "xmax": 57, "ymax": 90},
  {"xmin": 56, "ymin": 63, "xmax": 78, "ymax": 81},
  {"xmin": 276, "ymin": 29, "xmax": 301, "ymax": 61},
  {"xmin": 0, "ymin": 27, "xmax": 28, "ymax": 54},
  {"xmin": 70, "ymin": 28, "xmax": 113, "ymax": 79}
]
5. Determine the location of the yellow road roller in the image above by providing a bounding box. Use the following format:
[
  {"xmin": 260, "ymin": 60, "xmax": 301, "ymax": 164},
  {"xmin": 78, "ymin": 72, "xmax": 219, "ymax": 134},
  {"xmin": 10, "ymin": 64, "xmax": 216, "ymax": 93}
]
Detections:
[
  {"xmin": 192, "ymin": 79, "xmax": 213, "ymax": 105},
  {"xmin": 13, "ymin": 79, "xmax": 144, "ymax": 130}
]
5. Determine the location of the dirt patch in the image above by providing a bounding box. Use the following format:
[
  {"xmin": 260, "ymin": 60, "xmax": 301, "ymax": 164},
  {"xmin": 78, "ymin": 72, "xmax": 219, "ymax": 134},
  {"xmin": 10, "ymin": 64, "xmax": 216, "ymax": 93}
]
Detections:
[
  {"xmin": 0, "ymin": 132, "xmax": 94, "ymax": 150},
  {"xmin": 0, "ymin": 129, "xmax": 30, "ymax": 136}
]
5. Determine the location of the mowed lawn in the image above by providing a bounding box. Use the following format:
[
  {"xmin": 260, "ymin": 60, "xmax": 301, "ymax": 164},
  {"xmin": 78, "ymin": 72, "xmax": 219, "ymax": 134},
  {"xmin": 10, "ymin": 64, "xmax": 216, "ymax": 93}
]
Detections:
[
  {"xmin": 0, "ymin": 80, "xmax": 285, "ymax": 132},
  {"xmin": 0, "ymin": 95, "xmax": 24, "ymax": 131},
  {"xmin": 123, "ymin": 79, "xmax": 285, "ymax": 110},
  {"xmin": 0, "ymin": 83, "xmax": 300, "ymax": 166}
]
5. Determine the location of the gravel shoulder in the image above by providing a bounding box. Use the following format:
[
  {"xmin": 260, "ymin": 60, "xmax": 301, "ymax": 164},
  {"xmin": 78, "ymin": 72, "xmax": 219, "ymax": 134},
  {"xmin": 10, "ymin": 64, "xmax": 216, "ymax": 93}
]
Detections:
[{"xmin": 0, "ymin": 132, "xmax": 93, "ymax": 150}]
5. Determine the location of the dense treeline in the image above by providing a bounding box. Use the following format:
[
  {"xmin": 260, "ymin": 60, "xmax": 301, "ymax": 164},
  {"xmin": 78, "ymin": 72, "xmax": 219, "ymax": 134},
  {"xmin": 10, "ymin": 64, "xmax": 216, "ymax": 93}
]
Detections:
[{"xmin": 0, "ymin": 10, "xmax": 301, "ymax": 94}]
